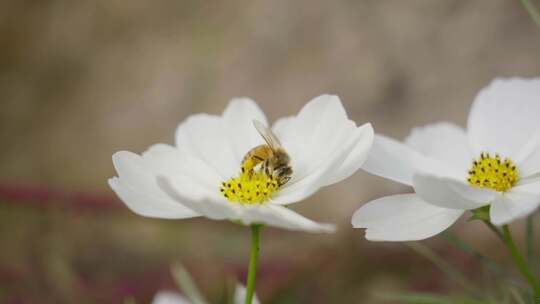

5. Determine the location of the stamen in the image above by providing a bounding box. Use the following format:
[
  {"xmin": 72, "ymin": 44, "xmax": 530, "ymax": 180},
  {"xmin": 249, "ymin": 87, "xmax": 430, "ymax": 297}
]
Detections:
[
  {"xmin": 467, "ymin": 152, "xmax": 518, "ymax": 192},
  {"xmin": 220, "ymin": 171, "xmax": 280, "ymax": 204}
]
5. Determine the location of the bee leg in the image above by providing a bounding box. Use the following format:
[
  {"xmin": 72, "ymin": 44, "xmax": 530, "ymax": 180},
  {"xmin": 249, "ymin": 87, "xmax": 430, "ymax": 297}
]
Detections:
[
  {"xmin": 278, "ymin": 176, "xmax": 291, "ymax": 186},
  {"xmin": 274, "ymin": 167, "xmax": 292, "ymax": 186},
  {"xmin": 276, "ymin": 166, "xmax": 292, "ymax": 177},
  {"xmin": 242, "ymin": 156, "xmax": 262, "ymax": 177}
]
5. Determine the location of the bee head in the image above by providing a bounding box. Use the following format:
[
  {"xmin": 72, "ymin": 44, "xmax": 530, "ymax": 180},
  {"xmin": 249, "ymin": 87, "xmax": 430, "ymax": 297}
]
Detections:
[{"xmin": 273, "ymin": 148, "xmax": 290, "ymax": 166}]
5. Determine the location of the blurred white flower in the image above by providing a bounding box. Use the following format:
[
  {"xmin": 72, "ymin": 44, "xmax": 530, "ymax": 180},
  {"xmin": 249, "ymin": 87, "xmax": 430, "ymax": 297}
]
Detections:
[
  {"xmin": 110, "ymin": 95, "xmax": 373, "ymax": 233},
  {"xmin": 233, "ymin": 285, "xmax": 260, "ymax": 304},
  {"xmin": 353, "ymin": 78, "xmax": 540, "ymax": 241},
  {"xmin": 152, "ymin": 285, "xmax": 259, "ymax": 304},
  {"xmin": 152, "ymin": 291, "xmax": 191, "ymax": 304}
]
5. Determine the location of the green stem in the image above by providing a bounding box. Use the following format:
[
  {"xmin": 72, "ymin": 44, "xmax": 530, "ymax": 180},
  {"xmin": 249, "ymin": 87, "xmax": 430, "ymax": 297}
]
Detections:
[
  {"xmin": 501, "ymin": 225, "xmax": 540, "ymax": 298},
  {"xmin": 521, "ymin": 0, "xmax": 540, "ymax": 29},
  {"xmin": 245, "ymin": 224, "xmax": 261, "ymax": 304},
  {"xmin": 441, "ymin": 231, "xmax": 510, "ymax": 278}
]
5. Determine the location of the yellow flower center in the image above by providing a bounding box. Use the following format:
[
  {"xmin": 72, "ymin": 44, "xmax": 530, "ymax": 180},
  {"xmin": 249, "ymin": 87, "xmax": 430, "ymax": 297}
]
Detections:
[
  {"xmin": 220, "ymin": 171, "xmax": 280, "ymax": 204},
  {"xmin": 467, "ymin": 152, "xmax": 518, "ymax": 192}
]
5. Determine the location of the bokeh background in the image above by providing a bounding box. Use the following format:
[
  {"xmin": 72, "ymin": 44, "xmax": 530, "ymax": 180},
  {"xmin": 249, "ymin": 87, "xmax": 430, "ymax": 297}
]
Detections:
[{"xmin": 1, "ymin": 0, "xmax": 540, "ymax": 303}]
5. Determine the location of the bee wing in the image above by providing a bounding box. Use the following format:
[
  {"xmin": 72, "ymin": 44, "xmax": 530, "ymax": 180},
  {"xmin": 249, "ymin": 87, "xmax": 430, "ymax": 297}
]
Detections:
[{"xmin": 253, "ymin": 120, "xmax": 282, "ymax": 149}]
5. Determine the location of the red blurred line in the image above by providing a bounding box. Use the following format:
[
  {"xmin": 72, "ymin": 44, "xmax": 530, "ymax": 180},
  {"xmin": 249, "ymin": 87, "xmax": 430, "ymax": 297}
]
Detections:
[{"xmin": 0, "ymin": 182, "xmax": 122, "ymax": 211}]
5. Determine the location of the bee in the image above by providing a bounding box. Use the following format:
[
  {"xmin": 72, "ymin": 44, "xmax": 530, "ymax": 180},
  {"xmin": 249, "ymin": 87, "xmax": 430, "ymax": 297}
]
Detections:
[{"xmin": 241, "ymin": 120, "xmax": 293, "ymax": 186}]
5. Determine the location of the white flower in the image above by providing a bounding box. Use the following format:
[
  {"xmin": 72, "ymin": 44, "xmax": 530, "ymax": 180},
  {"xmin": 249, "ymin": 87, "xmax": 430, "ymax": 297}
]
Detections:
[
  {"xmin": 110, "ymin": 95, "xmax": 373, "ymax": 233},
  {"xmin": 152, "ymin": 284, "xmax": 260, "ymax": 304},
  {"xmin": 152, "ymin": 291, "xmax": 191, "ymax": 304},
  {"xmin": 352, "ymin": 78, "xmax": 540, "ymax": 241},
  {"xmin": 233, "ymin": 285, "xmax": 260, "ymax": 304}
]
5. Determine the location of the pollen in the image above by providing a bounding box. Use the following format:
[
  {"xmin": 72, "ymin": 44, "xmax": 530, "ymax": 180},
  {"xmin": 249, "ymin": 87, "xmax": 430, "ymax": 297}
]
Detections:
[
  {"xmin": 467, "ymin": 152, "xmax": 518, "ymax": 192},
  {"xmin": 220, "ymin": 171, "xmax": 280, "ymax": 204}
]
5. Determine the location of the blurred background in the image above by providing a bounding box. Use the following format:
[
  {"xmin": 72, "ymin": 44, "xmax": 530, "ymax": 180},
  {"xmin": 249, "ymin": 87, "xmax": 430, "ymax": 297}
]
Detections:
[{"xmin": 1, "ymin": 0, "xmax": 540, "ymax": 303}]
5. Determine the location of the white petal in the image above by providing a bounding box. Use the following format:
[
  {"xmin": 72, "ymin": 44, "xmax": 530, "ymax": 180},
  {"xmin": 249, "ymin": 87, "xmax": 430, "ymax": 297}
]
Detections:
[
  {"xmin": 222, "ymin": 98, "xmax": 269, "ymax": 163},
  {"xmin": 270, "ymin": 120, "xmax": 368, "ymax": 205},
  {"xmin": 362, "ymin": 135, "xmax": 457, "ymax": 186},
  {"xmin": 322, "ymin": 123, "xmax": 374, "ymax": 185},
  {"xmin": 276, "ymin": 95, "xmax": 353, "ymax": 182},
  {"xmin": 234, "ymin": 285, "xmax": 260, "ymax": 304},
  {"xmin": 467, "ymin": 78, "xmax": 540, "ymax": 159},
  {"xmin": 143, "ymin": 144, "xmax": 222, "ymax": 192},
  {"xmin": 158, "ymin": 175, "xmax": 334, "ymax": 232},
  {"xmin": 352, "ymin": 194, "xmax": 464, "ymax": 241},
  {"xmin": 413, "ymin": 173, "xmax": 496, "ymax": 210},
  {"xmin": 272, "ymin": 116, "xmax": 294, "ymax": 138},
  {"xmin": 153, "ymin": 291, "xmax": 191, "ymax": 304},
  {"xmin": 405, "ymin": 122, "xmax": 473, "ymax": 174},
  {"xmin": 513, "ymin": 180, "xmax": 540, "ymax": 195},
  {"xmin": 242, "ymin": 203, "xmax": 335, "ymax": 233},
  {"xmin": 490, "ymin": 191, "xmax": 540, "ymax": 226},
  {"xmin": 175, "ymin": 114, "xmax": 238, "ymax": 179},
  {"xmin": 514, "ymin": 131, "xmax": 540, "ymax": 178},
  {"xmin": 110, "ymin": 151, "xmax": 199, "ymax": 219},
  {"xmin": 157, "ymin": 176, "xmax": 240, "ymax": 220}
]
